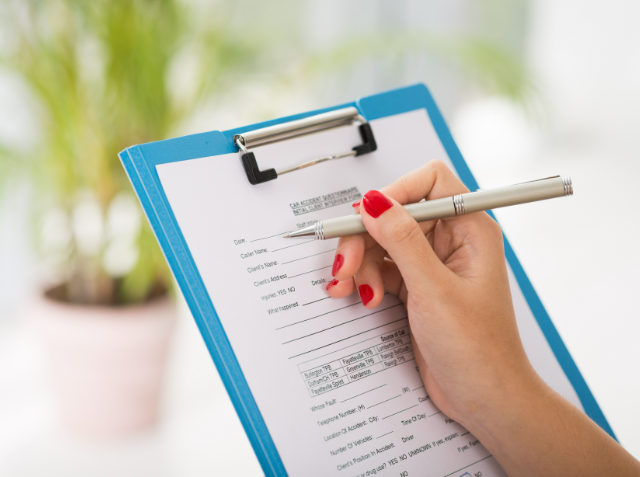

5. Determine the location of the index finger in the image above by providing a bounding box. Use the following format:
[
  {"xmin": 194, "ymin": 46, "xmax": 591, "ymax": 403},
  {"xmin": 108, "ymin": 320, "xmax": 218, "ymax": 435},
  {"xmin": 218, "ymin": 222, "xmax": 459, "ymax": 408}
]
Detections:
[{"xmin": 380, "ymin": 159, "xmax": 469, "ymax": 205}]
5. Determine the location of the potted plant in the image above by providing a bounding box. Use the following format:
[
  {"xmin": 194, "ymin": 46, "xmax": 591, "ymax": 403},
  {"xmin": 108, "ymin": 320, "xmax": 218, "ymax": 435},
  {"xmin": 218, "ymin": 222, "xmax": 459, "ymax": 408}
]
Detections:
[{"xmin": 0, "ymin": 0, "xmax": 260, "ymax": 435}]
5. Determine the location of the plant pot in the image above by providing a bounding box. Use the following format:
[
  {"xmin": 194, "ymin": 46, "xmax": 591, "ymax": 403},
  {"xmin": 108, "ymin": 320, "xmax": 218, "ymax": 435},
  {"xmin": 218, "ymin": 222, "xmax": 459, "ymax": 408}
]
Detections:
[{"xmin": 26, "ymin": 288, "xmax": 176, "ymax": 436}]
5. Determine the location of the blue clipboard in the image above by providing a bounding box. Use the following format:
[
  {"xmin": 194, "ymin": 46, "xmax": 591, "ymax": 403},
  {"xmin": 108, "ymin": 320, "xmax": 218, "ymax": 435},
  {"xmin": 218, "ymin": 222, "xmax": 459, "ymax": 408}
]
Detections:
[{"xmin": 119, "ymin": 84, "xmax": 615, "ymax": 476}]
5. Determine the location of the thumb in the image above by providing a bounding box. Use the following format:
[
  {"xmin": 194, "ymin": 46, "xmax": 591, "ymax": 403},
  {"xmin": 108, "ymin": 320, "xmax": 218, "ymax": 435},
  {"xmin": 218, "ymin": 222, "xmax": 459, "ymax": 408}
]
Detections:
[{"xmin": 360, "ymin": 190, "xmax": 450, "ymax": 290}]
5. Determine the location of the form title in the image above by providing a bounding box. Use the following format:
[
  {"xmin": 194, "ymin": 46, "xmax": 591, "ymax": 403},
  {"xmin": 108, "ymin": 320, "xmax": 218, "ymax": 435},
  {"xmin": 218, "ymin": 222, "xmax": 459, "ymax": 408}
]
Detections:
[{"xmin": 289, "ymin": 187, "xmax": 362, "ymax": 216}]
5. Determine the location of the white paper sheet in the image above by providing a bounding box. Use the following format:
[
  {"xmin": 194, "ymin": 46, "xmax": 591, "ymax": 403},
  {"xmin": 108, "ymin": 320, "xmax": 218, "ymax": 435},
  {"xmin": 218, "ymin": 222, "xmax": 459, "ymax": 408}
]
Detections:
[{"xmin": 157, "ymin": 110, "xmax": 582, "ymax": 477}]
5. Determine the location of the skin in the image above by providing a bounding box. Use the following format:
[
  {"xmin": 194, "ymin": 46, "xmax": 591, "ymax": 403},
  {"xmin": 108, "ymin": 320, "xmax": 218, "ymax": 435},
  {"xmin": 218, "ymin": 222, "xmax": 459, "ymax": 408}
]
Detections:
[{"xmin": 327, "ymin": 160, "xmax": 640, "ymax": 476}]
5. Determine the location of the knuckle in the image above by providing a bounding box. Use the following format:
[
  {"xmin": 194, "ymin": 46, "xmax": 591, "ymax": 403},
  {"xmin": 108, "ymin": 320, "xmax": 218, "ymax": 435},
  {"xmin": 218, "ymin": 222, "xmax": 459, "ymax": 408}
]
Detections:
[
  {"xmin": 483, "ymin": 215, "xmax": 503, "ymax": 240},
  {"xmin": 489, "ymin": 218, "xmax": 503, "ymax": 237},
  {"xmin": 387, "ymin": 216, "xmax": 419, "ymax": 244},
  {"xmin": 428, "ymin": 159, "xmax": 447, "ymax": 172},
  {"xmin": 392, "ymin": 173, "xmax": 416, "ymax": 201},
  {"xmin": 397, "ymin": 173, "xmax": 413, "ymax": 193}
]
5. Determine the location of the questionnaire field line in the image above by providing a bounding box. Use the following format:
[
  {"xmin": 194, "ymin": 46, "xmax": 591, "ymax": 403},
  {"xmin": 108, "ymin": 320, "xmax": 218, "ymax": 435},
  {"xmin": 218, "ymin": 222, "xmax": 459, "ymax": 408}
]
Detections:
[
  {"xmin": 368, "ymin": 394, "xmax": 401, "ymax": 409},
  {"xmin": 281, "ymin": 304, "xmax": 403, "ymax": 343},
  {"xmin": 271, "ymin": 240, "xmax": 315, "ymax": 252},
  {"xmin": 381, "ymin": 404, "xmax": 418, "ymax": 421},
  {"xmin": 275, "ymin": 301, "xmax": 363, "ymax": 330},
  {"xmin": 287, "ymin": 317, "xmax": 408, "ymax": 359},
  {"xmin": 296, "ymin": 322, "xmax": 409, "ymax": 365},
  {"xmin": 341, "ymin": 385, "xmax": 387, "ymax": 403},
  {"xmin": 250, "ymin": 231, "xmax": 291, "ymax": 242},
  {"xmin": 443, "ymin": 456, "xmax": 493, "ymax": 477},
  {"xmin": 302, "ymin": 296, "xmax": 332, "ymax": 306},
  {"xmin": 429, "ymin": 411, "xmax": 442, "ymax": 417},
  {"xmin": 281, "ymin": 249, "xmax": 336, "ymax": 265},
  {"xmin": 376, "ymin": 432, "xmax": 394, "ymax": 439},
  {"xmin": 288, "ymin": 265, "xmax": 332, "ymax": 279},
  {"xmin": 412, "ymin": 385, "xmax": 425, "ymax": 391}
]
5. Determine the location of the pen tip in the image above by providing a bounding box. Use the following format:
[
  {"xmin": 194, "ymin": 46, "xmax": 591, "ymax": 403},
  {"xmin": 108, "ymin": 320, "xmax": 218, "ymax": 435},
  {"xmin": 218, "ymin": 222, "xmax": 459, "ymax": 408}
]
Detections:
[{"xmin": 283, "ymin": 233, "xmax": 290, "ymax": 239}]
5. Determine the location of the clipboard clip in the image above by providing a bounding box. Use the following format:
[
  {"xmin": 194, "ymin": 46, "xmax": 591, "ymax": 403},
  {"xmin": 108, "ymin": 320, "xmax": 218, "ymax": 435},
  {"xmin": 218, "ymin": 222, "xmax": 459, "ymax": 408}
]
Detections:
[{"xmin": 234, "ymin": 107, "xmax": 377, "ymax": 185}]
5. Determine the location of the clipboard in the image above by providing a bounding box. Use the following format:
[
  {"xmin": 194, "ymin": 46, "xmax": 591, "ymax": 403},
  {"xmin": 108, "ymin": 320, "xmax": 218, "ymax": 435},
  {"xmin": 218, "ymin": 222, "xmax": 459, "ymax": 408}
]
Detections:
[{"xmin": 119, "ymin": 84, "xmax": 615, "ymax": 476}]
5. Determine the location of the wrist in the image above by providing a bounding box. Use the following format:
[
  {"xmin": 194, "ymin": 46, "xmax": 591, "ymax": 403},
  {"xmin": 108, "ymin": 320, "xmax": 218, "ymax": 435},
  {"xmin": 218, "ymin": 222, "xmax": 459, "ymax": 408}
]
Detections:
[
  {"xmin": 457, "ymin": 362, "xmax": 550, "ymax": 447},
  {"xmin": 454, "ymin": 361, "xmax": 640, "ymax": 476}
]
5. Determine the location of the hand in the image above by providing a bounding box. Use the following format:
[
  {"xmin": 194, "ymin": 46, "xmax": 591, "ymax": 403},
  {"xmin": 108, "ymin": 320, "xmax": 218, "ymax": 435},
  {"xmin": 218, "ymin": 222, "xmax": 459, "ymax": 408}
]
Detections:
[
  {"xmin": 326, "ymin": 160, "xmax": 640, "ymax": 476},
  {"xmin": 326, "ymin": 160, "xmax": 538, "ymax": 426}
]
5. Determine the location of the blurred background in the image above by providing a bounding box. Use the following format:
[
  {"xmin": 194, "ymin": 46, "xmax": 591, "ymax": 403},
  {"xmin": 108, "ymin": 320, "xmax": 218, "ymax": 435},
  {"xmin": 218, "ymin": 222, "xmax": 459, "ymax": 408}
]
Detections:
[{"xmin": 0, "ymin": 0, "xmax": 638, "ymax": 475}]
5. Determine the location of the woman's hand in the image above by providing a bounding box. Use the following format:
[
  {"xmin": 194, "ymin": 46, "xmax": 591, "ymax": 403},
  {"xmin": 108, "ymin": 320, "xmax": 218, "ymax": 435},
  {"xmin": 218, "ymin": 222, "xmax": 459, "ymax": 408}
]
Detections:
[
  {"xmin": 326, "ymin": 160, "xmax": 538, "ymax": 427},
  {"xmin": 326, "ymin": 160, "xmax": 640, "ymax": 476}
]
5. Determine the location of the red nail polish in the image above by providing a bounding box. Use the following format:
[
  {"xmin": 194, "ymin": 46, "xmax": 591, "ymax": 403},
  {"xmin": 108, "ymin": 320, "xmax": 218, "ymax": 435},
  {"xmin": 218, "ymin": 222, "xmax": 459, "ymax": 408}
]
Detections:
[
  {"xmin": 359, "ymin": 284, "xmax": 374, "ymax": 305},
  {"xmin": 326, "ymin": 279, "xmax": 339, "ymax": 291},
  {"xmin": 332, "ymin": 254, "xmax": 344, "ymax": 276},
  {"xmin": 362, "ymin": 190, "xmax": 393, "ymax": 218},
  {"xmin": 351, "ymin": 200, "xmax": 361, "ymax": 207}
]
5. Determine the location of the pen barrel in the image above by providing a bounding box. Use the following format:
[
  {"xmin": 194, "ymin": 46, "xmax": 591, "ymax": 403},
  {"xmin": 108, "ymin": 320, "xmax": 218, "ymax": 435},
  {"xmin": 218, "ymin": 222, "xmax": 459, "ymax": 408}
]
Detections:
[
  {"xmin": 403, "ymin": 197, "xmax": 457, "ymax": 222},
  {"xmin": 322, "ymin": 215, "xmax": 367, "ymax": 239},
  {"xmin": 461, "ymin": 176, "xmax": 568, "ymax": 214},
  {"xmin": 320, "ymin": 197, "xmax": 456, "ymax": 239},
  {"xmin": 318, "ymin": 176, "xmax": 570, "ymax": 240}
]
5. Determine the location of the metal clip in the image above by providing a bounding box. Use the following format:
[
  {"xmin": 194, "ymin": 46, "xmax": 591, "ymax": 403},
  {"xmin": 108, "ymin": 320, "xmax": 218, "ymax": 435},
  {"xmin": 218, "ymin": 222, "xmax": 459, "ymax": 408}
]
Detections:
[{"xmin": 234, "ymin": 107, "xmax": 377, "ymax": 185}]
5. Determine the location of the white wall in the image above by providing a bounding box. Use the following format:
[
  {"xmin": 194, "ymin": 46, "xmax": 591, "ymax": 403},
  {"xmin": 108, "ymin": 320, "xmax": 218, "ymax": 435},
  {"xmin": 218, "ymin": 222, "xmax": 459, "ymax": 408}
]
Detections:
[{"xmin": 453, "ymin": 0, "xmax": 640, "ymax": 456}]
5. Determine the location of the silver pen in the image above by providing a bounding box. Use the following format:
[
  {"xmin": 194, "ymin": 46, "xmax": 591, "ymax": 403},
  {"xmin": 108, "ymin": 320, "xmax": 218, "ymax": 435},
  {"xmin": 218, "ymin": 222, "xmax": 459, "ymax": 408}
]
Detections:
[{"xmin": 284, "ymin": 175, "xmax": 573, "ymax": 240}]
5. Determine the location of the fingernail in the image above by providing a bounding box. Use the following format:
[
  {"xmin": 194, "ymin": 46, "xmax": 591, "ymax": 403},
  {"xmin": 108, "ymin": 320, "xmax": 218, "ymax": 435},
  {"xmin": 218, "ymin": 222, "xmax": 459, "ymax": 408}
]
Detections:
[
  {"xmin": 351, "ymin": 200, "xmax": 361, "ymax": 207},
  {"xmin": 326, "ymin": 279, "xmax": 339, "ymax": 291},
  {"xmin": 362, "ymin": 190, "xmax": 393, "ymax": 218},
  {"xmin": 359, "ymin": 284, "xmax": 374, "ymax": 305},
  {"xmin": 332, "ymin": 254, "xmax": 344, "ymax": 276}
]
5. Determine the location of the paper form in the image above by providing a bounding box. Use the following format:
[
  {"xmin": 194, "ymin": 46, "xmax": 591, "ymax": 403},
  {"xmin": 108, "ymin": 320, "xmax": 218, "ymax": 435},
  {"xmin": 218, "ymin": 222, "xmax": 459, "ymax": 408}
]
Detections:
[{"xmin": 157, "ymin": 109, "xmax": 583, "ymax": 477}]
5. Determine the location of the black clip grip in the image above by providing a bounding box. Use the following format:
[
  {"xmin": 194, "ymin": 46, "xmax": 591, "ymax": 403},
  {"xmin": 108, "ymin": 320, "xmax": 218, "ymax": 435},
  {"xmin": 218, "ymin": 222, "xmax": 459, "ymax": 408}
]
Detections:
[
  {"xmin": 353, "ymin": 123, "xmax": 377, "ymax": 156},
  {"xmin": 241, "ymin": 152, "xmax": 278, "ymax": 185}
]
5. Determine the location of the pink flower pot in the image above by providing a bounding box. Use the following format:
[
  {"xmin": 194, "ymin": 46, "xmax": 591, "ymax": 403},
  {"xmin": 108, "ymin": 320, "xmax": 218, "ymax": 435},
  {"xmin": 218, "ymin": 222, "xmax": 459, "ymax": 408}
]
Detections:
[{"xmin": 27, "ymin": 291, "xmax": 176, "ymax": 436}]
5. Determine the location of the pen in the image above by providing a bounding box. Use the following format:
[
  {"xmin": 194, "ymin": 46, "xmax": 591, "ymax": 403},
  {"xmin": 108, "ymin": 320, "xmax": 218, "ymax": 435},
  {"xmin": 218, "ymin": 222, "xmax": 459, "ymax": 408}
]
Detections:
[{"xmin": 283, "ymin": 175, "xmax": 573, "ymax": 240}]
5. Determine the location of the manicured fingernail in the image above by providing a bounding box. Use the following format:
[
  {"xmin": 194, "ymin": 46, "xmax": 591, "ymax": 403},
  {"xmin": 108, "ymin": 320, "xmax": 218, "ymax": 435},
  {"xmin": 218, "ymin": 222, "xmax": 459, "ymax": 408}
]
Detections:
[
  {"xmin": 359, "ymin": 284, "xmax": 374, "ymax": 305},
  {"xmin": 332, "ymin": 254, "xmax": 344, "ymax": 276},
  {"xmin": 351, "ymin": 200, "xmax": 361, "ymax": 207},
  {"xmin": 362, "ymin": 190, "xmax": 393, "ymax": 218},
  {"xmin": 326, "ymin": 279, "xmax": 339, "ymax": 291}
]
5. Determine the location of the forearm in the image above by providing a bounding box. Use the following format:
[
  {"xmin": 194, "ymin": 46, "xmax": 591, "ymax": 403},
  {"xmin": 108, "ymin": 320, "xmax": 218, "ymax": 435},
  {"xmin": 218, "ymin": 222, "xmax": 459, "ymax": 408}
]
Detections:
[{"xmin": 464, "ymin": 370, "xmax": 640, "ymax": 476}]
